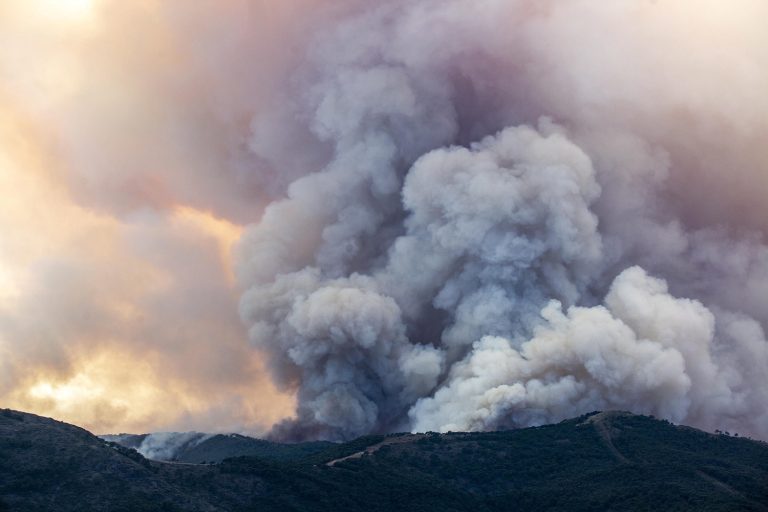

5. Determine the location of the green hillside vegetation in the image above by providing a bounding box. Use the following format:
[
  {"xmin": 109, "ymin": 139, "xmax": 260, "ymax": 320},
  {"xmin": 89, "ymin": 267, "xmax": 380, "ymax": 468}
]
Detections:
[
  {"xmin": 171, "ymin": 434, "xmax": 333, "ymax": 464},
  {"xmin": 0, "ymin": 409, "xmax": 213, "ymax": 512},
  {"xmin": 2, "ymin": 408, "xmax": 767, "ymax": 511}
]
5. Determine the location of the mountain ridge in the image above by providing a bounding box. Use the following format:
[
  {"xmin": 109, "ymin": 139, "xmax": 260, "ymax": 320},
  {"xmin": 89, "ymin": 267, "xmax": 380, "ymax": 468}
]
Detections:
[
  {"xmin": 101, "ymin": 431, "xmax": 334, "ymax": 464},
  {"xmin": 2, "ymin": 408, "xmax": 767, "ymax": 511}
]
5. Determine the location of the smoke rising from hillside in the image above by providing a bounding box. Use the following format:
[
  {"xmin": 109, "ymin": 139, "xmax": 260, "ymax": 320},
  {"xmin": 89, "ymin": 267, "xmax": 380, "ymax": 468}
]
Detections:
[
  {"xmin": 238, "ymin": 0, "xmax": 768, "ymax": 440},
  {"xmin": 1, "ymin": 0, "xmax": 766, "ymax": 439}
]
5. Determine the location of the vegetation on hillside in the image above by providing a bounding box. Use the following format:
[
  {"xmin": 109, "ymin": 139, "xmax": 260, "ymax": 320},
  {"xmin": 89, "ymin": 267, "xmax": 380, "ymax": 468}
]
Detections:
[{"xmin": 2, "ymin": 409, "xmax": 767, "ymax": 511}]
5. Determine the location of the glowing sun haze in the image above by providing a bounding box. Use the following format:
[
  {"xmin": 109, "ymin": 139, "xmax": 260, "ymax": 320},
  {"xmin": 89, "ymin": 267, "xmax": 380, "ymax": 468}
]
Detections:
[
  {"xmin": 0, "ymin": 0, "xmax": 307, "ymax": 434},
  {"xmin": 0, "ymin": 0, "xmax": 767, "ymax": 440}
]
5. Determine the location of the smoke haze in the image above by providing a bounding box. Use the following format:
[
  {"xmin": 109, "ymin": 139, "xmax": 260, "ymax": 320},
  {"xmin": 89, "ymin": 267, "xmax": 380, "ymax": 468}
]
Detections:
[{"xmin": 1, "ymin": 0, "xmax": 767, "ymax": 440}]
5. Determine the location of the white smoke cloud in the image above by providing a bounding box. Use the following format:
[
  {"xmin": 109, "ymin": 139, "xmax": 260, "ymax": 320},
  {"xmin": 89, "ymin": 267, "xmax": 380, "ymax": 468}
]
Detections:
[
  {"xmin": 237, "ymin": 0, "xmax": 768, "ymax": 440},
  {"xmin": 409, "ymin": 266, "xmax": 768, "ymax": 434},
  {"xmin": 2, "ymin": 0, "xmax": 767, "ymax": 441},
  {"xmin": 134, "ymin": 432, "xmax": 211, "ymax": 461}
]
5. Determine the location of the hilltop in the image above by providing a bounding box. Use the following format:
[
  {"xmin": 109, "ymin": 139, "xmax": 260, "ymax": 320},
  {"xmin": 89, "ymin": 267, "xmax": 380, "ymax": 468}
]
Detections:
[{"xmin": 2, "ymin": 408, "xmax": 767, "ymax": 511}]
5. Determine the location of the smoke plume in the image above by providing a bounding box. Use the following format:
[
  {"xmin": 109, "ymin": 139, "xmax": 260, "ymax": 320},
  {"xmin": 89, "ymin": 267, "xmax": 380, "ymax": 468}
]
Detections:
[
  {"xmin": 237, "ymin": 0, "xmax": 768, "ymax": 440},
  {"xmin": 1, "ymin": 0, "xmax": 766, "ymax": 440}
]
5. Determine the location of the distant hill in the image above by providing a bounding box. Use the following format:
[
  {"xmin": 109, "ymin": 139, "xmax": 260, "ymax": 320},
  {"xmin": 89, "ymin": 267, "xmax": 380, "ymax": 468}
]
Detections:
[
  {"xmin": 2, "ymin": 408, "xmax": 768, "ymax": 511},
  {"xmin": 102, "ymin": 431, "xmax": 333, "ymax": 464}
]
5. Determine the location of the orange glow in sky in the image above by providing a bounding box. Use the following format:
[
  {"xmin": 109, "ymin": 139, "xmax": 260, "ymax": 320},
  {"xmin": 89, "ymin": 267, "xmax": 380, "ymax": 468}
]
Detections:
[
  {"xmin": 0, "ymin": 0, "xmax": 295, "ymax": 435},
  {"xmin": 1, "ymin": 0, "xmax": 766, "ymax": 437}
]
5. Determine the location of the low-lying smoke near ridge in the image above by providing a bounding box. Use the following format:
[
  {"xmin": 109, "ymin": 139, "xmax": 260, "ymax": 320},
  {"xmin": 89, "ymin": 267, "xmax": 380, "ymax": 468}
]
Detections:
[
  {"xmin": 102, "ymin": 432, "xmax": 213, "ymax": 461},
  {"xmin": 1, "ymin": 1, "xmax": 767, "ymax": 440}
]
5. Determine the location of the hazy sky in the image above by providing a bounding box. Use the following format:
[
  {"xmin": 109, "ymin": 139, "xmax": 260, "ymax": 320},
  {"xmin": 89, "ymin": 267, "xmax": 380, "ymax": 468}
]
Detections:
[
  {"xmin": 1, "ymin": 0, "xmax": 767, "ymax": 439},
  {"xmin": 0, "ymin": 0, "xmax": 306, "ymax": 434}
]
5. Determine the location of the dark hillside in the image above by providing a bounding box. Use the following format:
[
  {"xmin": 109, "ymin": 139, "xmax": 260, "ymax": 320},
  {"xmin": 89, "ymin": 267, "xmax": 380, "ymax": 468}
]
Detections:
[
  {"xmin": 220, "ymin": 411, "xmax": 768, "ymax": 512},
  {"xmin": 0, "ymin": 409, "xmax": 218, "ymax": 512},
  {"xmin": 2, "ymin": 409, "xmax": 767, "ymax": 511},
  {"xmin": 173, "ymin": 434, "xmax": 333, "ymax": 464}
]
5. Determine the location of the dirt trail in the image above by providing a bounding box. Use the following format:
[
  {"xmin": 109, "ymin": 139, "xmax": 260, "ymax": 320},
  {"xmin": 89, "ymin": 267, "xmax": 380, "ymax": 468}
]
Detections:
[
  {"xmin": 582, "ymin": 412, "xmax": 630, "ymax": 464},
  {"xmin": 695, "ymin": 470, "xmax": 767, "ymax": 510},
  {"xmin": 326, "ymin": 435, "xmax": 425, "ymax": 467}
]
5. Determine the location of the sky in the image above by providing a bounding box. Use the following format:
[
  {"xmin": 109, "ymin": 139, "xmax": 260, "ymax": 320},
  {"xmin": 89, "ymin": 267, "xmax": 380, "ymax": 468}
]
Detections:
[
  {"xmin": 1, "ymin": 0, "xmax": 767, "ymax": 440},
  {"xmin": 0, "ymin": 0, "xmax": 303, "ymax": 434}
]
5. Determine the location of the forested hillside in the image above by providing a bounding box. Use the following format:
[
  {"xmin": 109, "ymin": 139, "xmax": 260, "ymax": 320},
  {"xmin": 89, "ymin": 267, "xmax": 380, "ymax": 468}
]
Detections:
[{"xmin": 2, "ymin": 409, "xmax": 767, "ymax": 511}]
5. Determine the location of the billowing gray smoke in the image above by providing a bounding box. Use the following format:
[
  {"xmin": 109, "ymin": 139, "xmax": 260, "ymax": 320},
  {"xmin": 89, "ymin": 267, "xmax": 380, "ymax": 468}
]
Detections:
[{"xmin": 237, "ymin": 0, "xmax": 768, "ymax": 441}]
